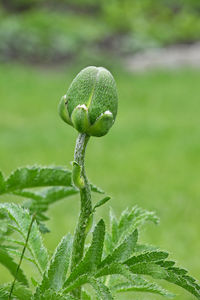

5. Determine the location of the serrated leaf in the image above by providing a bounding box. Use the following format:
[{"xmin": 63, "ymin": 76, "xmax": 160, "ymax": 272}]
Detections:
[
  {"xmin": 36, "ymin": 289, "xmax": 76, "ymax": 300},
  {"xmin": 117, "ymin": 206, "xmax": 159, "ymax": 245},
  {"xmin": 38, "ymin": 234, "xmax": 72, "ymax": 293},
  {"xmin": 0, "ymin": 246, "xmax": 28, "ymax": 286},
  {"xmin": 0, "ymin": 282, "xmax": 32, "ymax": 300},
  {"xmin": 0, "ymin": 203, "xmax": 48, "ymax": 274},
  {"xmin": 100, "ymin": 229, "xmax": 138, "ymax": 268},
  {"xmin": 95, "ymin": 262, "xmax": 134, "ymax": 281},
  {"xmin": 93, "ymin": 197, "xmax": 111, "ymax": 212},
  {"xmin": 129, "ymin": 262, "xmax": 168, "ymax": 279},
  {"xmin": 63, "ymin": 275, "xmax": 89, "ymax": 294},
  {"xmin": 112, "ymin": 278, "xmax": 174, "ymax": 298},
  {"xmin": 88, "ymin": 278, "xmax": 113, "ymax": 300},
  {"xmin": 5, "ymin": 166, "xmax": 72, "ymax": 192},
  {"xmin": 109, "ymin": 208, "xmax": 118, "ymax": 245},
  {"xmin": 21, "ymin": 187, "xmax": 78, "ymax": 213},
  {"xmin": 64, "ymin": 220, "xmax": 105, "ymax": 287},
  {"xmin": 162, "ymin": 267, "xmax": 200, "ymax": 299},
  {"xmin": 14, "ymin": 187, "xmax": 77, "ymax": 204},
  {"xmin": 125, "ymin": 251, "xmax": 169, "ymax": 266}
]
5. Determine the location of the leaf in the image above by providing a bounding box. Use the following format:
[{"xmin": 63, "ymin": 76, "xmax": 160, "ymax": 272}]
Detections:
[
  {"xmin": 82, "ymin": 290, "xmax": 92, "ymax": 300},
  {"xmin": 93, "ymin": 196, "xmax": 111, "ymax": 212},
  {"xmin": 90, "ymin": 183, "xmax": 104, "ymax": 194},
  {"xmin": 63, "ymin": 275, "xmax": 89, "ymax": 294},
  {"xmin": 21, "ymin": 187, "xmax": 78, "ymax": 214},
  {"xmin": 0, "ymin": 203, "xmax": 48, "ymax": 274},
  {"xmin": 117, "ymin": 206, "xmax": 159, "ymax": 245},
  {"xmin": 161, "ymin": 265, "xmax": 200, "ymax": 299},
  {"xmin": 125, "ymin": 251, "xmax": 169, "ymax": 266},
  {"xmin": 0, "ymin": 170, "xmax": 5, "ymax": 194},
  {"xmin": 88, "ymin": 278, "xmax": 113, "ymax": 300},
  {"xmin": 100, "ymin": 229, "xmax": 138, "ymax": 267},
  {"xmin": 38, "ymin": 234, "xmax": 72, "ymax": 293},
  {"xmin": 5, "ymin": 166, "xmax": 72, "ymax": 192},
  {"xmin": 95, "ymin": 262, "xmax": 134, "ymax": 281},
  {"xmin": 0, "ymin": 282, "xmax": 32, "ymax": 300},
  {"xmin": 129, "ymin": 262, "xmax": 168, "ymax": 279},
  {"xmin": 35, "ymin": 289, "xmax": 77, "ymax": 300},
  {"xmin": 112, "ymin": 278, "xmax": 174, "ymax": 298},
  {"xmin": 15, "ymin": 187, "xmax": 77, "ymax": 203},
  {"xmin": 0, "ymin": 246, "xmax": 28, "ymax": 286},
  {"xmin": 64, "ymin": 220, "xmax": 105, "ymax": 287},
  {"xmin": 109, "ymin": 208, "xmax": 118, "ymax": 245}
]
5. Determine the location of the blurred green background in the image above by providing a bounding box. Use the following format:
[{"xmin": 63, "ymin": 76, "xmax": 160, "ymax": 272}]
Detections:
[{"xmin": 0, "ymin": 0, "xmax": 200, "ymax": 299}]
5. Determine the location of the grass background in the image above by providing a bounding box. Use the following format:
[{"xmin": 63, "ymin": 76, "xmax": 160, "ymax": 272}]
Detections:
[{"xmin": 0, "ymin": 63, "xmax": 200, "ymax": 299}]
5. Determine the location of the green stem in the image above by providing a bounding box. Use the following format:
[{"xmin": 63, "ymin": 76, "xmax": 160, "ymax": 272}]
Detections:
[
  {"xmin": 9, "ymin": 213, "xmax": 36, "ymax": 300},
  {"xmin": 71, "ymin": 133, "xmax": 92, "ymax": 299}
]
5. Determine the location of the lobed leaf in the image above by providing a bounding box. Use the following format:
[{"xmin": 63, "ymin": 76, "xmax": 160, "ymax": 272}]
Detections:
[
  {"xmin": 35, "ymin": 289, "xmax": 77, "ymax": 300},
  {"xmin": 112, "ymin": 278, "xmax": 174, "ymax": 298},
  {"xmin": 88, "ymin": 278, "xmax": 113, "ymax": 300},
  {"xmin": 0, "ymin": 282, "xmax": 32, "ymax": 300},
  {"xmin": 64, "ymin": 219, "xmax": 105, "ymax": 287},
  {"xmin": 100, "ymin": 229, "xmax": 138, "ymax": 268},
  {"xmin": 125, "ymin": 250, "xmax": 169, "ymax": 266},
  {"xmin": 161, "ymin": 265, "xmax": 200, "ymax": 299},
  {"xmin": 0, "ymin": 203, "xmax": 48, "ymax": 274},
  {"xmin": 5, "ymin": 166, "xmax": 72, "ymax": 191},
  {"xmin": 37, "ymin": 234, "xmax": 72, "ymax": 294},
  {"xmin": 117, "ymin": 206, "xmax": 159, "ymax": 245},
  {"xmin": 129, "ymin": 262, "xmax": 168, "ymax": 279},
  {"xmin": 0, "ymin": 246, "xmax": 28, "ymax": 286},
  {"xmin": 21, "ymin": 187, "xmax": 78, "ymax": 213}
]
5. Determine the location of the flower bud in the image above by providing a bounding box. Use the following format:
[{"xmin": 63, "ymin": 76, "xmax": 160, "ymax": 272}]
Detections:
[{"xmin": 58, "ymin": 66, "xmax": 118, "ymax": 137}]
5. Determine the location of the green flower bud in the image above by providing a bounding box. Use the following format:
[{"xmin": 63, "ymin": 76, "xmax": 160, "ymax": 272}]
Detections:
[{"xmin": 58, "ymin": 66, "xmax": 118, "ymax": 137}]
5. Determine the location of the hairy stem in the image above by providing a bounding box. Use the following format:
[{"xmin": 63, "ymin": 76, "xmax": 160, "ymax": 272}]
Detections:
[
  {"xmin": 71, "ymin": 133, "xmax": 92, "ymax": 298},
  {"xmin": 9, "ymin": 213, "xmax": 36, "ymax": 300}
]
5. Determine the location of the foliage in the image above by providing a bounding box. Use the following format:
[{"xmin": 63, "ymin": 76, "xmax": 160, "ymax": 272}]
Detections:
[
  {"xmin": 0, "ymin": 0, "xmax": 200, "ymax": 62},
  {"xmin": 0, "ymin": 197, "xmax": 199, "ymax": 299},
  {"xmin": 0, "ymin": 66, "xmax": 200, "ymax": 300}
]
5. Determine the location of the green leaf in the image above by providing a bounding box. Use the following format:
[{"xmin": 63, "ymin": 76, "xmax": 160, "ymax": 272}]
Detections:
[
  {"xmin": 0, "ymin": 170, "xmax": 5, "ymax": 194},
  {"xmin": 112, "ymin": 278, "xmax": 174, "ymax": 298},
  {"xmin": 100, "ymin": 229, "xmax": 138, "ymax": 267},
  {"xmin": 64, "ymin": 220, "xmax": 105, "ymax": 287},
  {"xmin": 125, "ymin": 251, "xmax": 169, "ymax": 266},
  {"xmin": 0, "ymin": 246, "xmax": 28, "ymax": 286},
  {"xmin": 0, "ymin": 203, "xmax": 48, "ymax": 274},
  {"xmin": 96, "ymin": 262, "xmax": 134, "ymax": 281},
  {"xmin": 0, "ymin": 282, "xmax": 32, "ymax": 300},
  {"xmin": 117, "ymin": 206, "xmax": 159, "ymax": 245},
  {"xmin": 21, "ymin": 187, "xmax": 78, "ymax": 213},
  {"xmin": 35, "ymin": 289, "xmax": 77, "ymax": 300},
  {"xmin": 63, "ymin": 275, "xmax": 88, "ymax": 294},
  {"xmin": 15, "ymin": 187, "xmax": 77, "ymax": 204},
  {"xmin": 161, "ymin": 265, "xmax": 200, "ymax": 299},
  {"xmin": 88, "ymin": 278, "xmax": 113, "ymax": 300},
  {"xmin": 93, "ymin": 196, "xmax": 111, "ymax": 212},
  {"xmin": 82, "ymin": 290, "xmax": 92, "ymax": 300},
  {"xmin": 110, "ymin": 208, "xmax": 118, "ymax": 245},
  {"xmin": 90, "ymin": 183, "xmax": 104, "ymax": 194},
  {"xmin": 129, "ymin": 262, "xmax": 168, "ymax": 279},
  {"xmin": 38, "ymin": 234, "xmax": 72, "ymax": 293},
  {"xmin": 5, "ymin": 166, "xmax": 72, "ymax": 192}
]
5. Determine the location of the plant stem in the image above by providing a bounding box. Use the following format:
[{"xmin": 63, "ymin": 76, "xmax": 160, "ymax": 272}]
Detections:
[
  {"xmin": 9, "ymin": 213, "xmax": 36, "ymax": 300},
  {"xmin": 71, "ymin": 133, "xmax": 92, "ymax": 299}
]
